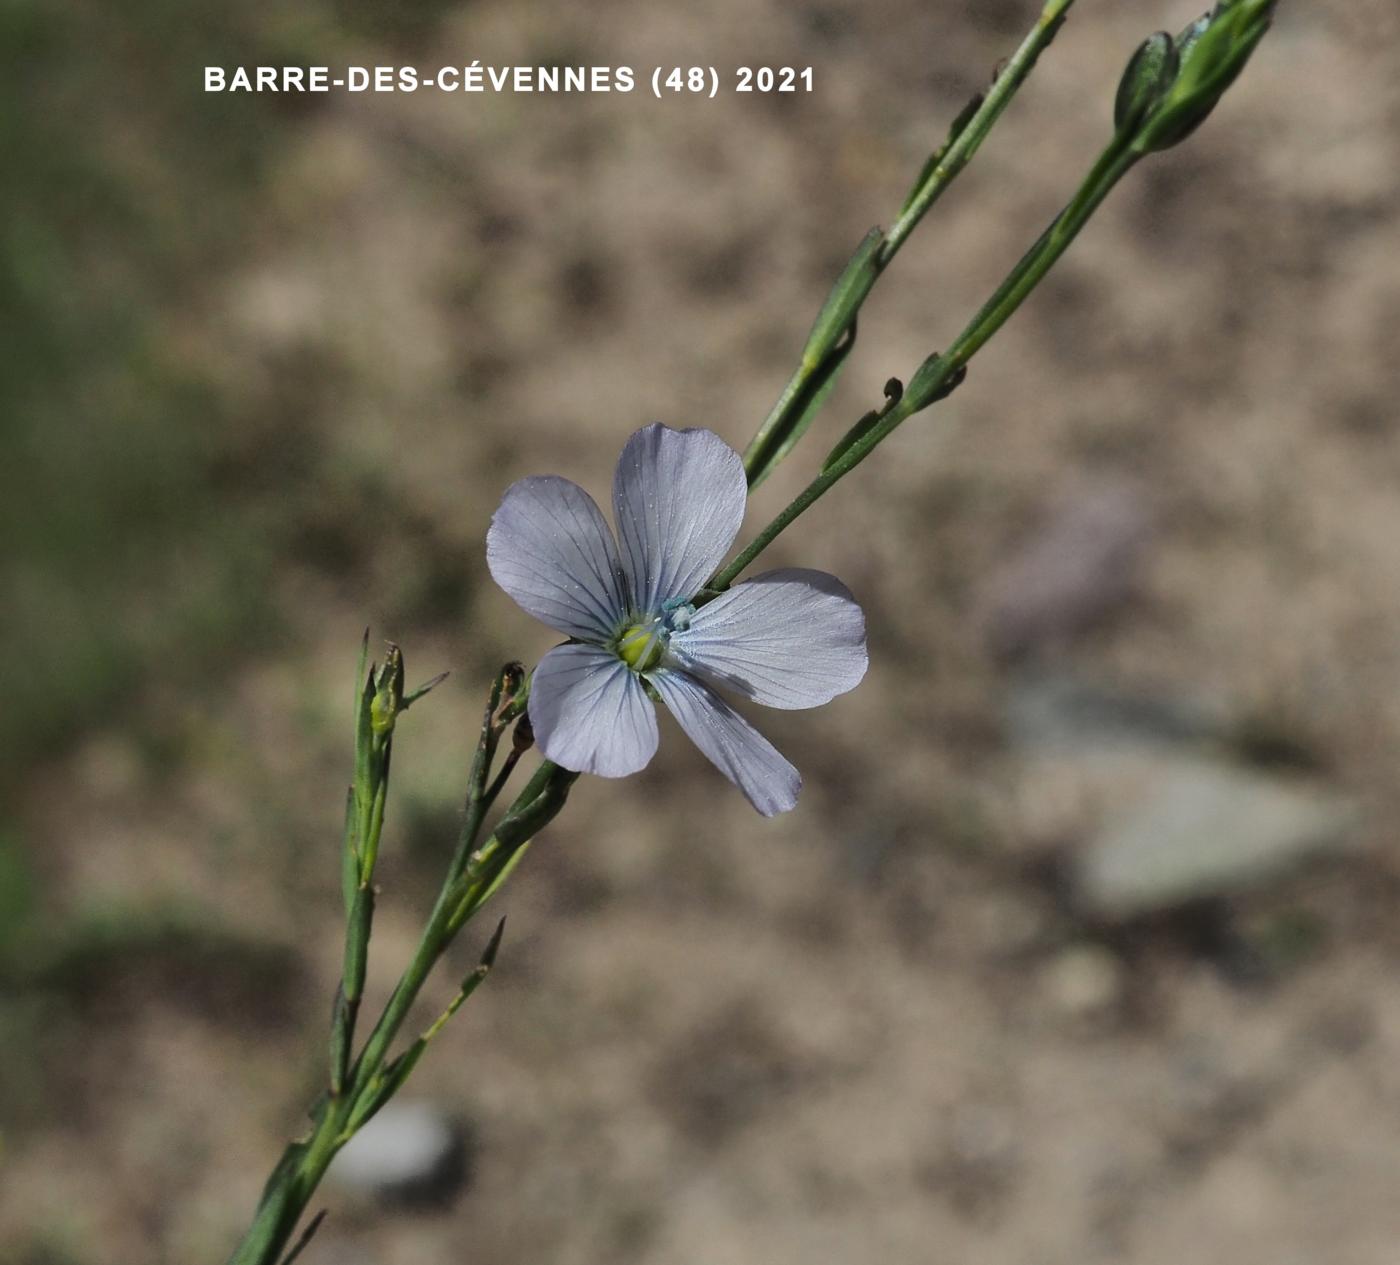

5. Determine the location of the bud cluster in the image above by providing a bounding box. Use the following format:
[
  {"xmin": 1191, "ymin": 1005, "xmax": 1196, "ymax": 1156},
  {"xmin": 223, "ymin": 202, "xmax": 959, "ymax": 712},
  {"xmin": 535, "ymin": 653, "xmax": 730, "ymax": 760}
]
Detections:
[{"xmin": 1114, "ymin": 0, "xmax": 1276, "ymax": 153}]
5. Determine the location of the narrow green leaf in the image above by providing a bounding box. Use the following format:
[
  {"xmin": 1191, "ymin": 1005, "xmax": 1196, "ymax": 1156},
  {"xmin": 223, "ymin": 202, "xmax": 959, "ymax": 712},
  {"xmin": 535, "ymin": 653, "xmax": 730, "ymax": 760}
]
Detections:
[
  {"xmin": 800, "ymin": 228, "xmax": 883, "ymax": 369},
  {"xmin": 746, "ymin": 319, "xmax": 859, "ymax": 488},
  {"xmin": 821, "ymin": 406, "xmax": 884, "ymax": 474},
  {"xmin": 342, "ymin": 884, "xmax": 374, "ymax": 1002},
  {"xmin": 402, "ymin": 669, "xmax": 450, "ymax": 710},
  {"xmin": 904, "ymin": 354, "xmax": 968, "ymax": 413},
  {"xmin": 457, "ymin": 842, "xmax": 532, "ymax": 929},
  {"xmin": 340, "ymin": 785, "xmax": 358, "ymax": 917},
  {"xmin": 347, "ymin": 1041, "xmax": 427, "ymax": 1134},
  {"xmin": 354, "ymin": 627, "xmax": 370, "ymax": 717},
  {"xmin": 347, "ymin": 650, "xmax": 378, "ymax": 894},
  {"xmin": 278, "ymin": 1210, "xmax": 327, "ymax": 1265},
  {"xmin": 743, "ymin": 229, "xmax": 884, "ymax": 487},
  {"xmin": 898, "ymin": 89, "xmax": 984, "ymax": 218},
  {"xmin": 328, "ymin": 984, "xmax": 352, "ymax": 1097},
  {"xmin": 478, "ymin": 916, "xmax": 507, "ymax": 971}
]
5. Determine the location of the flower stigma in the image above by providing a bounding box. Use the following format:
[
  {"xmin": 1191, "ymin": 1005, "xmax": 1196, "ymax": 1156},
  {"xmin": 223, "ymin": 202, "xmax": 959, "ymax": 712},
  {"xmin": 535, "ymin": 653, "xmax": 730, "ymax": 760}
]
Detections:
[
  {"xmin": 615, "ymin": 603, "xmax": 694, "ymax": 673},
  {"xmin": 616, "ymin": 619, "xmax": 667, "ymax": 673}
]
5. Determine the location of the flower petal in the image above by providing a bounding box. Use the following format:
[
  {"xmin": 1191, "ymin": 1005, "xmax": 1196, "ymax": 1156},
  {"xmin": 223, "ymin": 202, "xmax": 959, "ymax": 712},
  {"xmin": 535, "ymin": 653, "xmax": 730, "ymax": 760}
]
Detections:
[
  {"xmin": 649, "ymin": 668, "xmax": 800, "ymax": 816},
  {"xmin": 670, "ymin": 568, "xmax": 868, "ymax": 710},
  {"xmin": 529, "ymin": 644, "xmax": 659, "ymax": 777},
  {"xmin": 612, "ymin": 424, "xmax": 747, "ymax": 615},
  {"xmin": 487, "ymin": 475, "xmax": 628, "ymax": 642}
]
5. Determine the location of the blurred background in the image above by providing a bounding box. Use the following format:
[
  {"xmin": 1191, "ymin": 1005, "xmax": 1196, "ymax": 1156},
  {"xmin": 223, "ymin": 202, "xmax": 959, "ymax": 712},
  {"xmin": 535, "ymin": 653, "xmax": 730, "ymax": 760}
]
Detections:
[{"xmin": 4, "ymin": 1, "xmax": 1399, "ymax": 1262}]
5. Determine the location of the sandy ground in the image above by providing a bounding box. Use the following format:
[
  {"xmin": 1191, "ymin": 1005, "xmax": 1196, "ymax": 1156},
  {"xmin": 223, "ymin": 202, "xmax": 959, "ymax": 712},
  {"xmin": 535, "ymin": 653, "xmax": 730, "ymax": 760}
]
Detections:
[{"xmin": 8, "ymin": 2, "xmax": 1400, "ymax": 1262}]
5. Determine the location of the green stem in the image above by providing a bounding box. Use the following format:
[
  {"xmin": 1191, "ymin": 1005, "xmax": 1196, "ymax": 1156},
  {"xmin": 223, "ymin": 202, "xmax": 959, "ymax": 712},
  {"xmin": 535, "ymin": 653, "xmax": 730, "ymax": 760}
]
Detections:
[
  {"xmin": 226, "ymin": 669, "xmax": 549, "ymax": 1265},
  {"xmin": 346, "ymin": 758, "xmax": 558, "ymax": 1103},
  {"xmin": 943, "ymin": 140, "xmax": 1137, "ymax": 367},
  {"xmin": 225, "ymin": 760, "xmax": 563, "ymax": 1265},
  {"xmin": 224, "ymin": 1102, "xmax": 343, "ymax": 1265},
  {"xmin": 881, "ymin": 0, "xmax": 1076, "ymax": 261},
  {"xmin": 356, "ymin": 751, "xmax": 389, "ymax": 882},
  {"xmin": 741, "ymin": 0, "xmax": 1078, "ymax": 487},
  {"xmin": 713, "ymin": 137, "xmax": 1139, "ymax": 591}
]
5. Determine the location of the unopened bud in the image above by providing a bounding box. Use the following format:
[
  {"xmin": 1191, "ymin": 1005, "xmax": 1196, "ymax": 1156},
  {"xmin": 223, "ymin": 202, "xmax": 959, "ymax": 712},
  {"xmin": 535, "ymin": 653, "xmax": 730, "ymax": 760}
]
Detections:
[
  {"xmin": 497, "ymin": 661, "xmax": 526, "ymax": 713},
  {"xmin": 1131, "ymin": 0, "xmax": 1276, "ymax": 154},
  {"xmin": 369, "ymin": 644, "xmax": 405, "ymax": 736},
  {"xmin": 1114, "ymin": 32, "xmax": 1178, "ymax": 136}
]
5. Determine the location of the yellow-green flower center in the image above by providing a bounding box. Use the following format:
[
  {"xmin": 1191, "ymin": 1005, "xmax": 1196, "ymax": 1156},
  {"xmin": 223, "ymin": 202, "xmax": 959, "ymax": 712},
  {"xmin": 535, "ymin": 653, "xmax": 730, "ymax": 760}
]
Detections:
[{"xmin": 616, "ymin": 621, "xmax": 666, "ymax": 673}]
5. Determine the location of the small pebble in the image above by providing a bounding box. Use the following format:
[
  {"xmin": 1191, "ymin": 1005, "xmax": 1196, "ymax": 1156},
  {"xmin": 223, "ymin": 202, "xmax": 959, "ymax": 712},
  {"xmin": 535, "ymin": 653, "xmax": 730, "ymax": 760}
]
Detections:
[{"xmin": 329, "ymin": 1101, "xmax": 471, "ymax": 1207}]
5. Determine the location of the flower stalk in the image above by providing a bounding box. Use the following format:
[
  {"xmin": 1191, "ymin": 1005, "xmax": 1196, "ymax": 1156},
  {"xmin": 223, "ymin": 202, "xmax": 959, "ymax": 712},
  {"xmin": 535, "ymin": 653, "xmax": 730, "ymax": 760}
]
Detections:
[
  {"xmin": 225, "ymin": 661, "xmax": 569, "ymax": 1265},
  {"xmin": 742, "ymin": 0, "xmax": 1079, "ymax": 488},
  {"xmin": 716, "ymin": 1, "xmax": 1276, "ymax": 590},
  {"xmin": 710, "ymin": 139, "xmax": 1136, "ymax": 590}
]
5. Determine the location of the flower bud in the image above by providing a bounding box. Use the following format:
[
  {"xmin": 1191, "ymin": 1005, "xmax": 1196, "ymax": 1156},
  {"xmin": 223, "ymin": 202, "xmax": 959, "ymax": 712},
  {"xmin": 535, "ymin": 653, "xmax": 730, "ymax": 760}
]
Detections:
[
  {"xmin": 1131, "ymin": 0, "xmax": 1275, "ymax": 154},
  {"xmin": 369, "ymin": 644, "xmax": 405, "ymax": 736},
  {"xmin": 496, "ymin": 661, "xmax": 526, "ymax": 716},
  {"xmin": 1113, "ymin": 31, "xmax": 1178, "ymax": 136}
]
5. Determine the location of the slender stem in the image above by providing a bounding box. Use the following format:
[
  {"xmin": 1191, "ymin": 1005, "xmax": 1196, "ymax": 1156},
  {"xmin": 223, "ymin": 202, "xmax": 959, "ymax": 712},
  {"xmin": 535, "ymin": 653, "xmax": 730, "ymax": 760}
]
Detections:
[
  {"xmin": 882, "ymin": 0, "xmax": 1076, "ymax": 261},
  {"xmin": 226, "ymin": 759, "xmax": 563, "ymax": 1265},
  {"xmin": 331, "ymin": 648, "xmax": 401, "ymax": 1098},
  {"xmin": 446, "ymin": 763, "xmax": 576, "ymax": 934},
  {"xmin": 714, "ymin": 471, "xmax": 849, "ymax": 593},
  {"xmin": 713, "ymin": 137, "xmax": 1139, "ymax": 591},
  {"xmin": 944, "ymin": 141, "xmax": 1137, "ymax": 366},
  {"xmin": 483, "ymin": 745, "xmax": 524, "ymax": 807},
  {"xmin": 225, "ymin": 1104, "xmax": 341, "ymax": 1265},
  {"xmin": 741, "ymin": 0, "xmax": 1079, "ymax": 487},
  {"xmin": 227, "ymin": 668, "xmax": 544, "ymax": 1265},
  {"xmin": 356, "ymin": 759, "xmax": 389, "ymax": 882},
  {"xmin": 345, "ymin": 746, "xmax": 551, "ymax": 1104}
]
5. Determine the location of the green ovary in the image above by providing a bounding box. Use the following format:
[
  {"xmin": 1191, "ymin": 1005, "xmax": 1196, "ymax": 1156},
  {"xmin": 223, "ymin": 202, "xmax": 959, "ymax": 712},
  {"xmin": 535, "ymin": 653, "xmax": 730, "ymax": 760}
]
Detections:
[{"xmin": 616, "ymin": 621, "xmax": 666, "ymax": 673}]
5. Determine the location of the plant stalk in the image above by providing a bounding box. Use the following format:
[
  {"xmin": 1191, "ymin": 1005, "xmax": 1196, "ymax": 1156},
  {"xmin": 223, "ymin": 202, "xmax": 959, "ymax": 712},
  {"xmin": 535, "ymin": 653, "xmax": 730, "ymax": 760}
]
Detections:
[{"xmin": 712, "ymin": 137, "xmax": 1139, "ymax": 591}]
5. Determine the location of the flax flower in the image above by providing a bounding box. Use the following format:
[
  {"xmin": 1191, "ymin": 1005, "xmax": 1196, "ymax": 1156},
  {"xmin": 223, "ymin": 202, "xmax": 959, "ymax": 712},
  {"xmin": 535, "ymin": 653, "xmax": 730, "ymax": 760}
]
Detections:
[{"xmin": 487, "ymin": 424, "xmax": 866, "ymax": 814}]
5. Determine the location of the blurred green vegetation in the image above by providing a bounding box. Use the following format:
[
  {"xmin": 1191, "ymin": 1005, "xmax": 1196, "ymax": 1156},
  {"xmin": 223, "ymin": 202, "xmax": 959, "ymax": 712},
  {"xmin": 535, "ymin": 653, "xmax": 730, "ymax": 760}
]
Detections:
[
  {"xmin": 1, "ymin": 6, "xmax": 481, "ymax": 1151},
  {"xmin": 2, "ymin": 0, "xmax": 474, "ymax": 779},
  {"xmin": 1, "ymin": 0, "xmax": 308, "ymax": 770},
  {"xmin": 0, "ymin": 8, "xmax": 343, "ymax": 1103}
]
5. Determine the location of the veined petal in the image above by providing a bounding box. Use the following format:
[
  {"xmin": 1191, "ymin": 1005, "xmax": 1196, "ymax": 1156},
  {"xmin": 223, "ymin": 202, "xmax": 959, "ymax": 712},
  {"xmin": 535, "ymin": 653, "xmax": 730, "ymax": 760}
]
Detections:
[
  {"xmin": 487, "ymin": 475, "xmax": 628, "ymax": 642},
  {"xmin": 649, "ymin": 668, "xmax": 800, "ymax": 816},
  {"xmin": 670, "ymin": 568, "xmax": 867, "ymax": 710},
  {"xmin": 529, "ymin": 644, "xmax": 659, "ymax": 777},
  {"xmin": 612, "ymin": 424, "xmax": 746, "ymax": 615}
]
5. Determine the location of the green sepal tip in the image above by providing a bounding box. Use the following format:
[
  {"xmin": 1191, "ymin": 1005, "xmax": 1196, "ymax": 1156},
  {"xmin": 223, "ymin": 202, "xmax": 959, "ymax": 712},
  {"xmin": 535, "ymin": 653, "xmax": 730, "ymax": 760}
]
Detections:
[{"xmin": 1114, "ymin": 31, "xmax": 1178, "ymax": 135}]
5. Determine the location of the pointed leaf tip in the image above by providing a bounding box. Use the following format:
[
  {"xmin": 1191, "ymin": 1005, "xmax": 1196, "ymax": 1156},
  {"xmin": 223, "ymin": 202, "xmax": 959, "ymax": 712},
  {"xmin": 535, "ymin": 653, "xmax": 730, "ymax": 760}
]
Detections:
[
  {"xmin": 279, "ymin": 1208, "xmax": 328, "ymax": 1265},
  {"xmin": 403, "ymin": 670, "xmax": 450, "ymax": 709},
  {"xmin": 481, "ymin": 915, "xmax": 507, "ymax": 969}
]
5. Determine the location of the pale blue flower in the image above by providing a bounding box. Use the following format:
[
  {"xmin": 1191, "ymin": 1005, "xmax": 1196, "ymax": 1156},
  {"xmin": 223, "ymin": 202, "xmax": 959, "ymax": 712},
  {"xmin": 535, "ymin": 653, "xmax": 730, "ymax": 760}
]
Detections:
[{"xmin": 487, "ymin": 424, "xmax": 867, "ymax": 815}]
